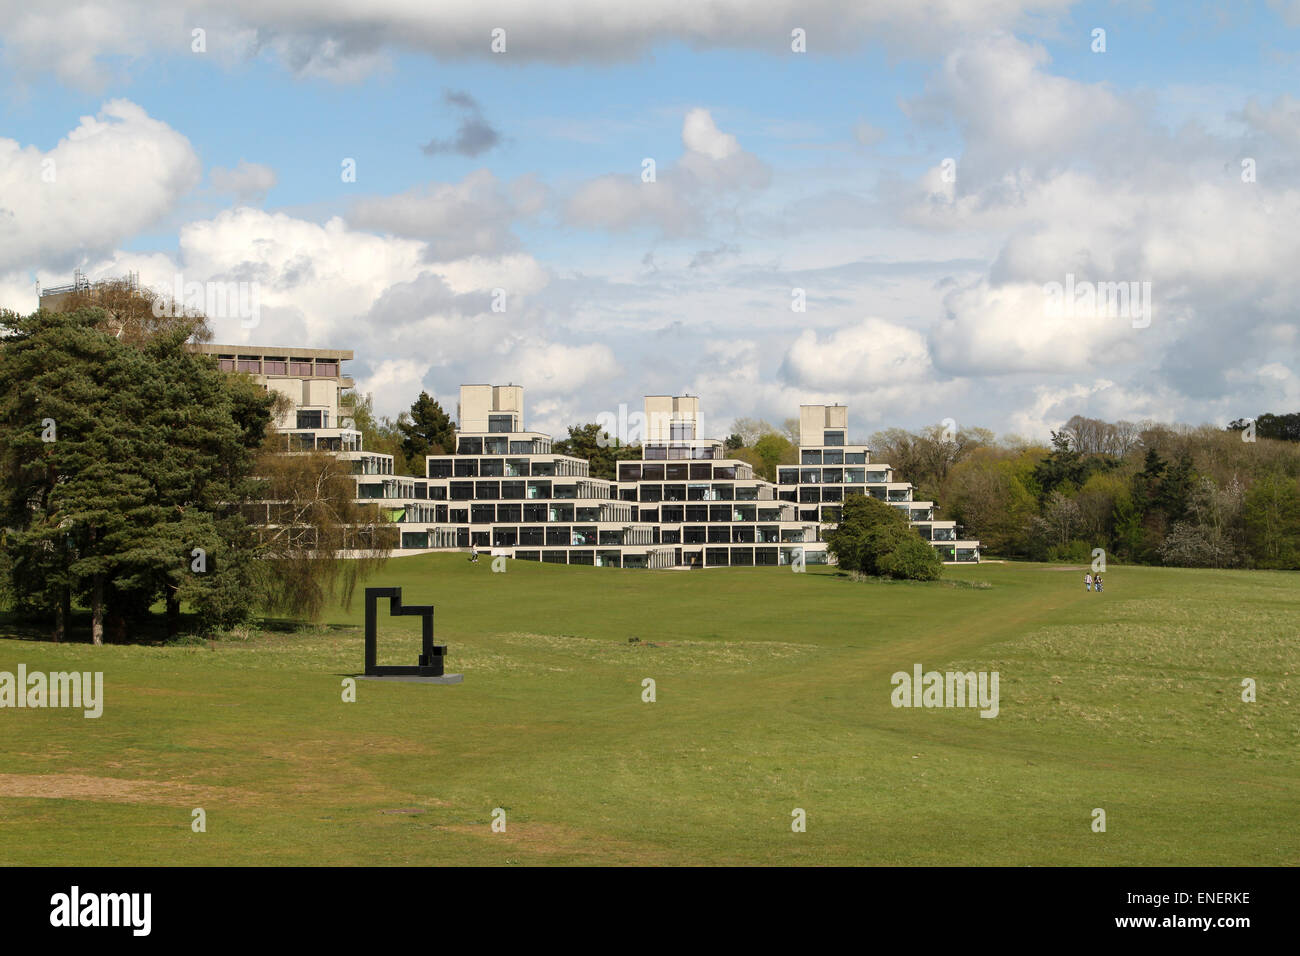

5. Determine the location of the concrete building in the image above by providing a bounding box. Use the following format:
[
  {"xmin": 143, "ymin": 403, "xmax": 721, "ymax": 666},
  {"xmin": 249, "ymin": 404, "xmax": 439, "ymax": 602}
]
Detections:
[{"xmin": 194, "ymin": 340, "xmax": 980, "ymax": 567}]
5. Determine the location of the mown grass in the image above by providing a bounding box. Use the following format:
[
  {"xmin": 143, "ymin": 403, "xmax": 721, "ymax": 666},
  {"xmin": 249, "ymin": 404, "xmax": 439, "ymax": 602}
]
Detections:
[{"xmin": 0, "ymin": 556, "xmax": 1295, "ymax": 865}]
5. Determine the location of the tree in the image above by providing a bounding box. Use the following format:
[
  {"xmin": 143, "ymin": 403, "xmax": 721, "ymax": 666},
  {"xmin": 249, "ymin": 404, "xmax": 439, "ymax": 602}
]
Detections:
[
  {"xmin": 752, "ymin": 432, "xmax": 795, "ymax": 481},
  {"xmin": 1242, "ymin": 473, "xmax": 1300, "ymax": 568},
  {"xmin": 1254, "ymin": 412, "xmax": 1300, "ymax": 443},
  {"xmin": 827, "ymin": 494, "xmax": 941, "ymax": 580},
  {"xmin": 59, "ymin": 275, "xmax": 212, "ymax": 346},
  {"xmin": 398, "ymin": 391, "xmax": 456, "ymax": 469},
  {"xmin": 348, "ymin": 393, "xmax": 407, "ymax": 468},
  {"xmin": 0, "ymin": 307, "xmax": 271, "ymax": 641},
  {"xmin": 944, "ymin": 449, "xmax": 1037, "ymax": 557},
  {"xmin": 553, "ymin": 423, "xmax": 639, "ymax": 480},
  {"xmin": 256, "ymin": 448, "xmax": 396, "ymax": 622}
]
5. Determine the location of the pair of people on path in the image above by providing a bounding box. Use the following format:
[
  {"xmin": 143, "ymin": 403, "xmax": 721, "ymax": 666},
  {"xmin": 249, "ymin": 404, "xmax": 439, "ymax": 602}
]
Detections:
[{"xmin": 1085, "ymin": 571, "xmax": 1103, "ymax": 592}]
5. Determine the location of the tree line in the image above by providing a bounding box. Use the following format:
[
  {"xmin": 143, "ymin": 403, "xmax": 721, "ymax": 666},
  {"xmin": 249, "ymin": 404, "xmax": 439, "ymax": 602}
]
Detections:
[
  {"xmin": 0, "ymin": 289, "xmax": 393, "ymax": 643},
  {"xmin": 543, "ymin": 411, "xmax": 1300, "ymax": 569}
]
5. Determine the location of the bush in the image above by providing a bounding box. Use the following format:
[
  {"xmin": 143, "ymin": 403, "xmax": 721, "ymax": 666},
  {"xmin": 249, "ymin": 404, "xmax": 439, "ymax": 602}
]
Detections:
[
  {"xmin": 878, "ymin": 534, "xmax": 944, "ymax": 580},
  {"xmin": 828, "ymin": 494, "xmax": 942, "ymax": 581}
]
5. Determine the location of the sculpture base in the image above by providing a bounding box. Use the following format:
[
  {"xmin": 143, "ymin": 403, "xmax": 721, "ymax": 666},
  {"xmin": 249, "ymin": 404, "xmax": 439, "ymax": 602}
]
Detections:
[{"xmin": 357, "ymin": 673, "xmax": 463, "ymax": 684}]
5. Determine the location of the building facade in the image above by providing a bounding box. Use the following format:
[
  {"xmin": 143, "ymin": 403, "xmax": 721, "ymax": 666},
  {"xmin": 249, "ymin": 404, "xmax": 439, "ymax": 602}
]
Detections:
[{"xmin": 201, "ymin": 342, "xmax": 980, "ymax": 567}]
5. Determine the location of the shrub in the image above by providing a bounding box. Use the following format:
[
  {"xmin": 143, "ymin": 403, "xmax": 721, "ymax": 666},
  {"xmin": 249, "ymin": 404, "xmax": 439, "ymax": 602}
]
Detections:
[{"xmin": 878, "ymin": 534, "xmax": 944, "ymax": 580}]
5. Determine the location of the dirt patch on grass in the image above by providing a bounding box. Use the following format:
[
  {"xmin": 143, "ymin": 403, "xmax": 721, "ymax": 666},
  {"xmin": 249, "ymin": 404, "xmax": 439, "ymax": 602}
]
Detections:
[
  {"xmin": 0, "ymin": 773, "xmax": 256, "ymax": 807},
  {"xmin": 436, "ymin": 821, "xmax": 680, "ymax": 864}
]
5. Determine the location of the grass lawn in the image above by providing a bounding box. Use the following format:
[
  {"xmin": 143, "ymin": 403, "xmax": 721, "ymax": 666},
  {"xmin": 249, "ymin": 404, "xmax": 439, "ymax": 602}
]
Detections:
[{"xmin": 0, "ymin": 556, "xmax": 1296, "ymax": 866}]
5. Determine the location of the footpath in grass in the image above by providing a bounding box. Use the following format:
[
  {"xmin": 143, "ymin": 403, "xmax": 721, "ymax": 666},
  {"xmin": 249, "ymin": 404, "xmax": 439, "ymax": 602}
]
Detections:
[{"xmin": 0, "ymin": 556, "xmax": 1295, "ymax": 865}]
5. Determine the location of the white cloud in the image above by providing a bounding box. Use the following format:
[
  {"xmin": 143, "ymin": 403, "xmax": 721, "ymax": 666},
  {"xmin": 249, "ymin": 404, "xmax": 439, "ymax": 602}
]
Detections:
[
  {"xmin": 210, "ymin": 160, "xmax": 277, "ymax": 202},
  {"xmin": 783, "ymin": 318, "xmax": 934, "ymax": 389},
  {"xmin": 0, "ymin": 1, "xmax": 1076, "ymax": 87},
  {"xmin": 0, "ymin": 99, "xmax": 200, "ymax": 273},
  {"xmin": 349, "ymin": 170, "xmax": 547, "ymax": 259},
  {"xmin": 566, "ymin": 107, "xmax": 768, "ymax": 235}
]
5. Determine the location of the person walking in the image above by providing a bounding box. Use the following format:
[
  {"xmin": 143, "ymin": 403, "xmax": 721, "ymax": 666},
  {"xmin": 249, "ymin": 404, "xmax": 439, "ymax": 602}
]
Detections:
[
  {"xmin": 1084, "ymin": 572, "xmax": 1093, "ymax": 592},
  {"xmin": 469, "ymin": 544, "xmax": 479, "ymax": 564},
  {"xmin": 1094, "ymin": 573, "xmax": 1103, "ymax": 593}
]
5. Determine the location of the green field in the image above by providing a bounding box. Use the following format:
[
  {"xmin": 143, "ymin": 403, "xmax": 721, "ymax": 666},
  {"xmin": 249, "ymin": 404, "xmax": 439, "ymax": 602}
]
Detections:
[{"xmin": 1, "ymin": 557, "xmax": 1296, "ymax": 866}]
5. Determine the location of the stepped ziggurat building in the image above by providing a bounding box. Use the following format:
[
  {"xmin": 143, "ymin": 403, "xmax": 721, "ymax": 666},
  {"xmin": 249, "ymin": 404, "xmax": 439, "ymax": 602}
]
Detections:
[{"xmin": 188, "ymin": 343, "xmax": 981, "ymax": 569}]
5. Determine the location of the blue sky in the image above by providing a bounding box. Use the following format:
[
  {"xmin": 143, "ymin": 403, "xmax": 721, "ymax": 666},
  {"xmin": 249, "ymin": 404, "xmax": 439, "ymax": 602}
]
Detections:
[{"xmin": 2, "ymin": 0, "xmax": 1298, "ymax": 441}]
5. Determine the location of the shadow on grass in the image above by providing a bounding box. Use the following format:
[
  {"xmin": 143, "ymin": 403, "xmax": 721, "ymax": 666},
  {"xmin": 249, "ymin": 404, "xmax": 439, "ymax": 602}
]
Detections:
[{"xmin": 0, "ymin": 609, "xmax": 359, "ymax": 647}]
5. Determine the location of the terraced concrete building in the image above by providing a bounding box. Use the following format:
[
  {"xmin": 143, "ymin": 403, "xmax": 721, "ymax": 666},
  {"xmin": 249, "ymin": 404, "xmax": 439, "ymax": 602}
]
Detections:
[{"xmin": 201, "ymin": 343, "xmax": 979, "ymax": 566}]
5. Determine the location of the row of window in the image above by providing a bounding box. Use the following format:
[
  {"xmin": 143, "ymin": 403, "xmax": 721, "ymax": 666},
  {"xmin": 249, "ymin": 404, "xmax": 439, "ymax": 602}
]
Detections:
[
  {"xmin": 455, "ymin": 437, "xmax": 554, "ymax": 457},
  {"xmin": 447, "ymin": 480, "xmax": 610, "ymax": 501},
  {"xmin": 779, "ymin": 467, "xmax": 889, "ymax": 484},
  {"xmin": 218, "ymin": 358, "xmax": 339, "ymax": 377},
  {"xmin": 617, "ymin": 462, "xmax": 743, "ymax": 481},
  {"xmin": 430, "ymin": 458, "xmax": 594, "ymax": 479},
  {"xmin": 621, "ymin": 482, "xmax": 769, "ymax": 503},
  {"xmin": 800, "ymin": 448, "xmax": 864, "ymax": 464},
  {"xmin": 443, "ymin": 504, "xmax": 626, "ymax": 524}
]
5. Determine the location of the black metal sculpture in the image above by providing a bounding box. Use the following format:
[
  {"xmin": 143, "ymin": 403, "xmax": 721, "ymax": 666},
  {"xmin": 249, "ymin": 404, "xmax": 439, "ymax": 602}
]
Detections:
[{"xmin": 364, "ymin": 587, "xmax": 447, "ymax": 677}]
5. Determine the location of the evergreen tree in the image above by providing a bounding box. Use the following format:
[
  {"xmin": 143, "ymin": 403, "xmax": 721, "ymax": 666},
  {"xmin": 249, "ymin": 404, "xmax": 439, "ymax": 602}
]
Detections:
[{"xmin": 398, "ymin": 391, "xmax": 456, "ymax": 469}]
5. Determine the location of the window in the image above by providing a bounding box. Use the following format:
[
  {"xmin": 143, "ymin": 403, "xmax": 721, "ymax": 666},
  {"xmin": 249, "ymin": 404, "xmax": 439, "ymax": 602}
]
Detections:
[
  {"xmin": 670, "ymin": 422, "xmax": 694, "ymax": 440},
  {"xmin": 454, "ymin": 459, "xmax": 478, "ymax": 477},
  {"xmin": 296, "ymin": 410, "xmax": 323, "ymax": 429},
  {"xmin": 264, "ymin": 360, "xmax": 287, "ymax": 375},
  {"xmin": 488, "ymin": 414, "xmax": 514, "ymax": 433},
  {"xmin": 479, "ymin": 458, "xmax": 504, "ymax": 477},
  {"xmin": 237, "ymin": 357, "xmax": 261, "ymax": 374},
  {"xmin": 290, "ymin": 359, "xmax": 313, "ymax": 376},
  {"xmin": 458, "ymin": 438, "xmax": 483, "ymax": 455},
  {"xmin": 642, "ymin": 464, "xmax": 665, "ymax": 481},
  {"xmin": 218, "ymin": 357, "xmax": 235, "ymax": 372},
  {"xmin": 315, "ymin": 362, "xmax": 338, "ymax": 377},
  {"xmin": 801, "ymin": 450, "xmax": 821, "ymax": 464},
  {"xmin": 618, "ymin": 463, "xmax": 642, "ymax": 481},
  {"xmin": 824, "ymin": 430, "xmax": 845, "ymax": 446}
]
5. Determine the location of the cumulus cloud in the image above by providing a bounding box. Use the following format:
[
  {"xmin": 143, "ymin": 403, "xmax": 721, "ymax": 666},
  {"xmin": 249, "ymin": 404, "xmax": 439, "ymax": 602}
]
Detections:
[
  {"xmin": 875, "ymin": 32, "xmax": 1300, "ymax": 421},
  {"xmin": 783, "ymin": 318, "xmax": 934, "ymax": 389},
  {"xmin": 0, "ymin": 99, "xmax": 200, "ymax": 273},
  {"xmin": 210, "ymin": 159, "xmax": 277, "ymax": 202},
  {"xmin": 565, "ymin": 107, "xmax": 769, "ymax": 235},
  {"xmin": 348, "ymin": 170, "xmax": 547, "ymax": 259},
  {"xmin": 0, "ymin": 1, "xmax": 1076, "ymax": 87}
]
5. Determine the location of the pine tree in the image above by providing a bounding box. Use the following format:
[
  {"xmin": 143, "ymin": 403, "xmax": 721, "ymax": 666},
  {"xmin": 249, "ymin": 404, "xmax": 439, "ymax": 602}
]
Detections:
[{"xmin": 398, "ymin": 391, "xmax": 456, "ymax": 470}]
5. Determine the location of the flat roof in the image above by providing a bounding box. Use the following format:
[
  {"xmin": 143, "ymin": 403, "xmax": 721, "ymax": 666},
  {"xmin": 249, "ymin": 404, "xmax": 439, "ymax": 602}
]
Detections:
[{"xmin": 189, "ymin": 343, "xmax": 354, "ymax": 360}]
